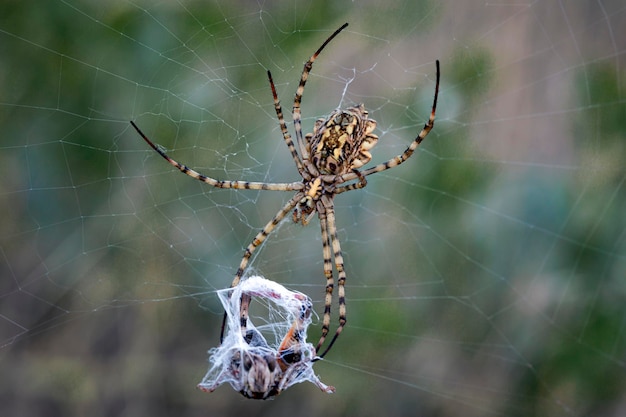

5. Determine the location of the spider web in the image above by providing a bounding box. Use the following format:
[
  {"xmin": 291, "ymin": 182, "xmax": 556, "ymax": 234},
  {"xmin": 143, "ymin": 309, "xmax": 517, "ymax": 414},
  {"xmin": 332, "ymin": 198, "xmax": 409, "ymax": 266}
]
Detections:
[{"xmin": 1, "ymin": 0, "xmax": 625, "ymax": 415}]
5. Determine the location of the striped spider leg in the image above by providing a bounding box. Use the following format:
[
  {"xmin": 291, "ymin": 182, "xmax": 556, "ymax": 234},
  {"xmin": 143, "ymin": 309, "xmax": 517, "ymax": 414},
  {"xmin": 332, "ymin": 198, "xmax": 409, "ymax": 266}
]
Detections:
[{"xmin": 131, "ymin": 21, "xmax": 440, "ymax": 365}]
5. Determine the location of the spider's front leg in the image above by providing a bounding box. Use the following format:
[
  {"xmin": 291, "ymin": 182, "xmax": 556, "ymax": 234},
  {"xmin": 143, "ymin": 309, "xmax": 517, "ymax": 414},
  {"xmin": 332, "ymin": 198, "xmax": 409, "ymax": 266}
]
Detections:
[{"xmin": 220, "ymin": 193, "xmax": 303, "ymax": 342}]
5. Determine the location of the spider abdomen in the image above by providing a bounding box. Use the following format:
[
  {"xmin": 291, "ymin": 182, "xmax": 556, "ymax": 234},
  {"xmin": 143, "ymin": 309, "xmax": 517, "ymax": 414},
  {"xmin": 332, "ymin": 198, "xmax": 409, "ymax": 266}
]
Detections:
[{"xmin": 307, "ymin": 104, "xmax": 379, "ymax": 175}]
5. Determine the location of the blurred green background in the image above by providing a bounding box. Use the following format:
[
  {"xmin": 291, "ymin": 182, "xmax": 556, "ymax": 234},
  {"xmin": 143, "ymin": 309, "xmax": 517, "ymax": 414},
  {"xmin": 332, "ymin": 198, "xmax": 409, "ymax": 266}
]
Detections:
[{"xmin": 1, "ymin": 1, "xmax": 625, "ymax": 416}]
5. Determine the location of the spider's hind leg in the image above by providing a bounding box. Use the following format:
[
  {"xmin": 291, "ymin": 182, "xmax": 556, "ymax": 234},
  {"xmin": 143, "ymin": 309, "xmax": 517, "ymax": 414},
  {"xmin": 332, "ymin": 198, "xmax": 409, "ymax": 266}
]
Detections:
[
  {"xmin": 316, "ymin": 196, "xmax": 347, "ymax": 358},
  {"xmin": 314, "ymin": 194, "xmax": 347, "ymax": 358}
]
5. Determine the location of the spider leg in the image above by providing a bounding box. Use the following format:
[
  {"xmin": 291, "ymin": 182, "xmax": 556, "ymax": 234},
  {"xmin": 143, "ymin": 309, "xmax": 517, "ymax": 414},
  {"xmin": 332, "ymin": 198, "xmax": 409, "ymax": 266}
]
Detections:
[
  {"xmin": 131, "ymin": 121, "xmax": 303, "ymax": 191},
  {"xmin": 315, "ymin": 195, "xmax": 346, "ymax": 358},
  {"xmin": 221, "ymin": 192, "xmax": 303, "ymax": 342},
  {"xmin": 315, "ymin": 202, "xmax": 334, "ymax": 354},
  {"xmin": 334, "ymin": 169, "xmax": 367, "ymax": 195},
  {"xmin": 292, "ymin": 23, "xmax": 348, "ymax": 161},
  {"xmin": 267, "ymin": 70, "xmax": 306, "ymax": 176},
  {"xmin": 318, "ymin": 197, "xmax": 347, "ymax": 358},
  {"xmin": 338, "ymin": 60, "xmax": 440, "ymax": 183}
]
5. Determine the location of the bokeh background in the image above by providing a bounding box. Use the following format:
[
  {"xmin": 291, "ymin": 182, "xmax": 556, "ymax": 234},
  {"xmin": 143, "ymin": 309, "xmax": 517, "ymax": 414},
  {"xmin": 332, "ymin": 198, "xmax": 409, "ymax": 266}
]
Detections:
[{"xmin": 1, "ymin": 1, "xmax": 625, "ymax": 416}]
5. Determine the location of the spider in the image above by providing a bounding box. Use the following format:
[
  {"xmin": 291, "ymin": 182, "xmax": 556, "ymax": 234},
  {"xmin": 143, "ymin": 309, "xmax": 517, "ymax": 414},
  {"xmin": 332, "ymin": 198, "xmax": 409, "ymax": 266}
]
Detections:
[{"xmin": 131, "ymin": 22, "xmax": 440, "ymax": 360}]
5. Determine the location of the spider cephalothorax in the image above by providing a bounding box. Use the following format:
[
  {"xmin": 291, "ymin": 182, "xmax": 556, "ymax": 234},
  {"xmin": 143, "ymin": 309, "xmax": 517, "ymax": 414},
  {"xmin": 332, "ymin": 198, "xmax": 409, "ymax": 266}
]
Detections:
[
  {"xmin": 307, "ymin": 104, "xmax": 379, "ymax": 175},
  {"xmin": 132, "ymin": 22, "xmax": 439, "ymax": 392}
]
